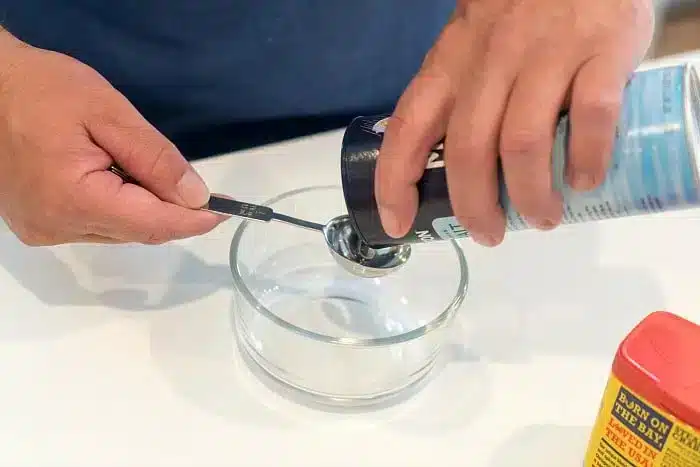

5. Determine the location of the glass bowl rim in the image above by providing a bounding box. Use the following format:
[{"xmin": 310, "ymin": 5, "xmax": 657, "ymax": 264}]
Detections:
[{"xmin": 229, "ymin": 185, "xmax": 469, "ymax": 348}]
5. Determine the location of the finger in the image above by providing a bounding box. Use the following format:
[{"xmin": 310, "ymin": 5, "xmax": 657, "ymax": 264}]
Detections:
[
  {"xmin": 443, "ymin": 29, "xmax": 524, "ymax": 247},
  {"xmin": 77, "ymin": 170, "xmax": 225, "ymax": 244},
  {"xmin": 498, "ymin": 52, "xmax": 574, "ymax": 230},
  {"xmin": 374, "ymin": 15, "xmax": 465, "ymax": 238},
  {"xmin": 566, "ymin": 53, "xmax": 629, "ymax": 191},
  {"xmin": 86, "ymin": 90, "xmax": 210, "ymax": 209}
]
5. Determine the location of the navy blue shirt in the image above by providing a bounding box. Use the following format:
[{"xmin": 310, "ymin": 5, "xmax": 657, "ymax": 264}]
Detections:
[{"xmin": 3, "ymin": 1, "xmax": 453, "ymax": 158}]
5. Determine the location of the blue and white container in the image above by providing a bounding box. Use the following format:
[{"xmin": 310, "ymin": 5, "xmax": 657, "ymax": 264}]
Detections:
[{"xmin": 340, "ymin": 63, "xmax": 700, "ymax": 247}]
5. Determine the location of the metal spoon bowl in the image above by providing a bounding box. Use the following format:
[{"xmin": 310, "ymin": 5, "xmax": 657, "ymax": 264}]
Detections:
[{"xmin": 322, "ymin": 215, "xmax": 411, "ymax": 278}]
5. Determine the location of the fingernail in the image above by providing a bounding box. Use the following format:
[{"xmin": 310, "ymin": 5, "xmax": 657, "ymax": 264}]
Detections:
[
  {"xmin": 537, "ymin": 219, "xmax": 557, "ymax": 230},
  {"xmin": 525, "ymin": 216, "xmax": 557, "ymax": 231},
  {"xmin": 177, "ymin": 168, "xmax": 210, "ymax": 208},
  {"xmin": 378, "ymin": 205, "xmax": 403, "ymax": 237},
  {"xmin": 539, "ymin": 219, "xmax": 557, "ymax": 230},
  {"xmin": 471, "ymin": 232, "xmax": 498, "ymax": 247}
]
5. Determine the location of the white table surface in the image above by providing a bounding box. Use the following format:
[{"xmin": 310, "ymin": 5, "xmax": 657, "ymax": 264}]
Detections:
[{"xmin": 2, "ymin": 50, "xmax": 700, "ymax": 467}]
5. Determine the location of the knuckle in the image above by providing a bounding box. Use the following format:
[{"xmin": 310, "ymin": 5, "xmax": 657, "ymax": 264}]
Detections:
[
  {"xmin": 144, "ymin": 140, "xmax": 178, "ymax": 180},
  {"xmin": 483, "ymin": 30, "xmax": 505, "ymax": 59},
  {"xmin": 445, "ymin": 132, "xmax": 488, "ymax": 163},
  {"xmin": 412, "ymin": 64, "xmax": 455, "ymax": 97},
  {"xmin": 111, "ymin": 124, "xmax": 181, "ymax": 181},
  {"xmin": 484, "ymin": 19, "xmax": 521, "ymax": 58},
  {"xmin": 141, "ymin": 219, "xmax": 189, "ymax": 244},
  {"xmin": 499, "ymin": 129, "xmax": 548, "ymax": 157},
  {"xmin": 112, "ymin": 131, "xmax": 141, "ymax": 168},
  {"xmin": 383, "ymin": 114, "xmax": 414, "ymax": 143},
  {"xmin": 143, "ymin": 231, "xmax": 169, "ymax": 245},
  {"xmin": 574, "ymin": 93, "xmax": 621, "ymax": 123},
  {"xmin": 378, "ymin": 117, "xmax": 440, "ymax": 192},
  {"xmin": 141, "ymin": 222, "xmax": 176, "ymax": 244}
]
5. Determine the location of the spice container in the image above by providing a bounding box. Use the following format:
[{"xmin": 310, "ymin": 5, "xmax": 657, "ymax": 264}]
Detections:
[
  {"xmin": 584, "ymin": 311, "xmax": 700, "ymax": 466},
  {"xmin": 342, "ymin": 63, "xmax": 700, "ymax": 247}
]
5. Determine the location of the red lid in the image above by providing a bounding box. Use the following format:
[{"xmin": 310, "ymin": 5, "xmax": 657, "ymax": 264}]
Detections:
[{"xmin": 613, "ymin": 311, "xmax": 700, "ymax": 430}]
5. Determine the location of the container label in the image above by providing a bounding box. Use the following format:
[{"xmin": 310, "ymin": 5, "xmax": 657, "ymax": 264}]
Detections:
[
  {"xmin": 430, "ymin": 64, "xmax": 700, "ymax": 240},
  {"xmin": 584, "ymin": 375, "xmax": 700, "ymax": 467}
]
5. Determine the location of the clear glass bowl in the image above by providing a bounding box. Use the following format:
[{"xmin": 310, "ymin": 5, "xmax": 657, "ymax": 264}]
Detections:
[{"xmin": 229, "ymin": 185, "xmax": 469, "ymax": 407}]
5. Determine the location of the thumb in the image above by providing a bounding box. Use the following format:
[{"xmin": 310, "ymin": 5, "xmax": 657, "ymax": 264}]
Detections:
[{"xmin": 87, "ymin": 92, "xmax": 210, "ymax": 209}]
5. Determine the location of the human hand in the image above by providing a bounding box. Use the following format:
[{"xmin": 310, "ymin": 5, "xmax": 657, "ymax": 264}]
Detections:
[
  {"xmin": 0, "ymin": 33, "xmax": 224, "ymax": 245},
  {"xmin": 375, "ymin": 0, "xmax": 654, "ymax": 246}
]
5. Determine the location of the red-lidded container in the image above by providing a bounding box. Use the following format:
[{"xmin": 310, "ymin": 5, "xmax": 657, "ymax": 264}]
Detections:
[{"xmin": 584, "ymin": 311, "xmax": 700, "ymax": 466}]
